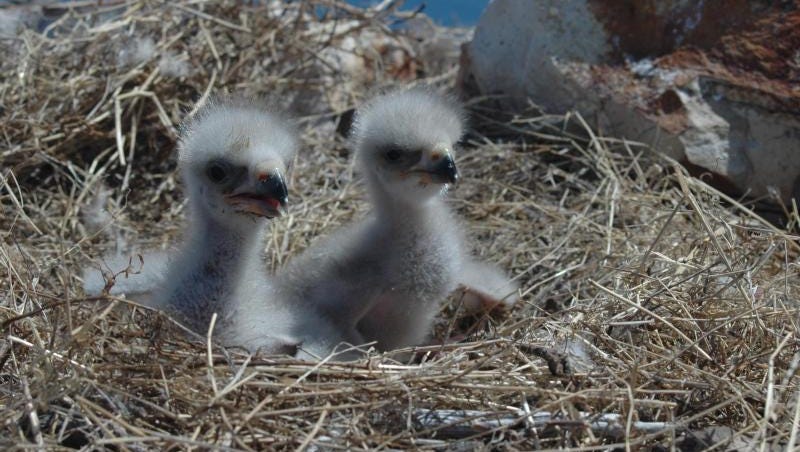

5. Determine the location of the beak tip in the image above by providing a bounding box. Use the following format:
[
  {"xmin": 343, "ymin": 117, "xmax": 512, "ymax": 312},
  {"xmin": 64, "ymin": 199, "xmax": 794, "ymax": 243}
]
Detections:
[
  {"xmin": 445, "ymin": 158, "xmax": 459, "ymax": 185},
  {"xmin": 428, "ymin": 153, "xmax": 458, "ymax": 185}
]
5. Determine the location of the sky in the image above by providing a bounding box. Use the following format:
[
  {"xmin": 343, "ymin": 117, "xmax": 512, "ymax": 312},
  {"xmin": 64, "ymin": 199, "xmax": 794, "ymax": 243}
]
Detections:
[
  {"xmin": 0, "ymin": 1, "xmax": 491, "ymax": 30},
  {"xmin": 347, "ymin": 0, "xmax": 490, "ymax": 26}
]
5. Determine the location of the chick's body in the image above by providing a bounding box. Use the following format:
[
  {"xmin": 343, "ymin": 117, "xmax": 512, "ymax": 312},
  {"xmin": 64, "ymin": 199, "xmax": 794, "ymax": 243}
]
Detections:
[
  {"xmin": 278, "ymin": 88, "xmax": 476, "ymax": 351},
  {"xmin": 281, "ymin": 198, "xmax": 464, "ymax": 351}
]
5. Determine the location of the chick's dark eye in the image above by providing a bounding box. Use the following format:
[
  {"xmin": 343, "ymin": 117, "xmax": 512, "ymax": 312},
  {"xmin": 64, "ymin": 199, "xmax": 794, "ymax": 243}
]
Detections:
[
  {"xmin": 384, "ymin": 149, "xmax": 402, "ymax": 161},
  {"xmin": 206, "ymin": 161, "xmax": 229, "ymax": 184}
]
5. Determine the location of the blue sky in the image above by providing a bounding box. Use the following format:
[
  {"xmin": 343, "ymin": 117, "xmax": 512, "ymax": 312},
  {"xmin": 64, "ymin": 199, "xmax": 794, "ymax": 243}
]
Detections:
[{"xmin": 348, "ymin": 0, "xmax": 490, "ymax": 26}]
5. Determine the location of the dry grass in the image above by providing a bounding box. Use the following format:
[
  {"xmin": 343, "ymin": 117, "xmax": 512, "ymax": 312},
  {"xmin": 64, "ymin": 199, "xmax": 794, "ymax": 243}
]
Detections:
[{"xmin": 2, "ymin": 1, "xmax": 800, "ymax": 450}]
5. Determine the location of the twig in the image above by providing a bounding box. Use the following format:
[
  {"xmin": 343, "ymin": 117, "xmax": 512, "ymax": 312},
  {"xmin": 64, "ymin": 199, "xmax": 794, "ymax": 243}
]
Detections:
[{"xmin": 413, "ymin": 409, "xmax": 681, "ymax": 439}]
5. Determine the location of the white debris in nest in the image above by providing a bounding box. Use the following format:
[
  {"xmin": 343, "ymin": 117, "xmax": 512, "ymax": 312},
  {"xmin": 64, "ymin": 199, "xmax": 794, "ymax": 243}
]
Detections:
[
  {"xmin": 83, "ymin": 183, "xmax": 114, "ymax": 235},
  {"xmin": 0, "ymin": 6, "xmax": 41, "ymax": 39},
  {"xmin": 158, "ymin": 52, "xmax": 191, "ymax": 78},
  {"xmin": 319, "ymin": 26, "xmax": 416, "ymax": 82},
  {"xmin": 116, "ymin": 36, "xmax": 191, "ymax": 77},
  {"xmin": 323, "ymin": 34, "xmax": 365, "ymax": 80},
  {"xmin": 117, "ymin": 37, "xmax": 156, "ymax": 68},
  {"xmin": 0, "ymin": 8, "xmax": 33, "ymax": 39},
  {"xmin": 0, "ymin": 9, "xmax": 23, "ymax": 38}
]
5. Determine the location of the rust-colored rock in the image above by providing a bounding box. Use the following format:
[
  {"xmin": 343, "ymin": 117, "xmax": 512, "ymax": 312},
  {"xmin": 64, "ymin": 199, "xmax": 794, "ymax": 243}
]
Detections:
[
  {"xmin": 587, "ymin": 1, "xmax": 776, "ymax": 59},
  {"xmin": 466, "ymin": 0, "xmax": 800, "ymax": 202}
]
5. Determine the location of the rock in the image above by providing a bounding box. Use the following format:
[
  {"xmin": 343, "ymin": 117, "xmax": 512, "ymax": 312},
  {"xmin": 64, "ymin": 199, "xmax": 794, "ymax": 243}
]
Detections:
[{"xmin": 463, "ymin": 0, "xmax": 800, "ymax": 202}]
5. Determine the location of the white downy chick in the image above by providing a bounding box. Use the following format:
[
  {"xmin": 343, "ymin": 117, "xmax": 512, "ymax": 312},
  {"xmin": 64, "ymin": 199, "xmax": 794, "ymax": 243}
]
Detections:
[
  {"xmin": 86, "ymin": 97, "xmax": 352, "ymax": 357},
  {"xmin": 277, "ymin": 88, "xmax": 518, "ymax": 353},
  {"xmin": 150, "ymin": 97, "xmax": 293, "ymax": 339},
  {"xmin": 158, "ymin": 97, "xmax": 355, "ymax": 357}
]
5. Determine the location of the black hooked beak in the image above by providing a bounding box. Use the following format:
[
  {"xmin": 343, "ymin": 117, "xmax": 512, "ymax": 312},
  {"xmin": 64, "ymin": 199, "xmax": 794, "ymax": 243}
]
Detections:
[
  {"xmin": 431, "ymin": 154, "xmax": 459, "ymax": 184},
  {"xmin": 225, "ymin": 169, "xmax": 289, "ymax": 218},
  {"xmin": 256, "ymin": 170, "xmax": 289, "ymax": 208}
]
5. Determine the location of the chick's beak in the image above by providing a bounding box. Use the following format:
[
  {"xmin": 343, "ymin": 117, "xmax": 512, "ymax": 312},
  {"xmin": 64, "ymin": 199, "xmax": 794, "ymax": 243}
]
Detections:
[
  {"xmin": 408, "ymin": 150, "xmax": 459, "ymax": 185},
  {"xmin": 430, "ymin": 153, "xmax": 459, "ymax": 184},
  {"xmin": 225, "ymin": 168, "xmax": 288, "ymax": 219},
  {"xmin": 257, "ymin": 170, "xmax": 289, "ymax": 208}
]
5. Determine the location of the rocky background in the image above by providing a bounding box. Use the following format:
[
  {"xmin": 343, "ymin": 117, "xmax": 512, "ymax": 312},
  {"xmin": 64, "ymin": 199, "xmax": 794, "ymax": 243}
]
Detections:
[{"xmin": 462, "ymin": 0, "xmax": 800, "ymax": 205}]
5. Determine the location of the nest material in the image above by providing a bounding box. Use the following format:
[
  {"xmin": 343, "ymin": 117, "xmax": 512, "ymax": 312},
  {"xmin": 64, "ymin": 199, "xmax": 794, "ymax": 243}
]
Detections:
[{"xmin": 1, "ymin": 1, "xmax": 799, "ymax": 450}]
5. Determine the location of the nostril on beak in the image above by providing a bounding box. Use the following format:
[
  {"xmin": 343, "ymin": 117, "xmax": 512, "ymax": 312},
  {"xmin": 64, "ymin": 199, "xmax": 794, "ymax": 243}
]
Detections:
[
  {"xmin": 257, "ymin": 172, "xmax": 271, "ymax": 183},
  {"xmin": 430, "ymin": 152, "xmax": 442, "ymax": 162}
]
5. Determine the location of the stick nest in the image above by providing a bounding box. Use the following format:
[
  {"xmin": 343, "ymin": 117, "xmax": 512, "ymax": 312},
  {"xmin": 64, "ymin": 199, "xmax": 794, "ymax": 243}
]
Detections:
[{"xmin": 1, "ymin": 1, "xmax": 799, "ymax": 450}]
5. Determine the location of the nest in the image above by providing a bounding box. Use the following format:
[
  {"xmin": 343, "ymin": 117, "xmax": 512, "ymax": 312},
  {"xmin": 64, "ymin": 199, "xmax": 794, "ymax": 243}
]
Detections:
[{"xmin": 1, "ymin": 1, "xmax": 799, "ymax": 450}]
